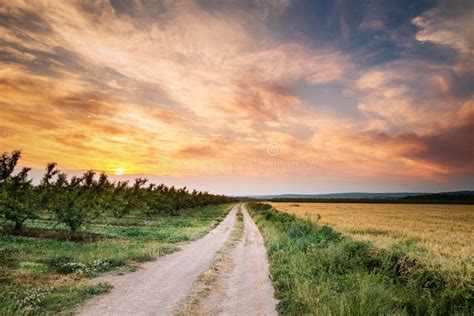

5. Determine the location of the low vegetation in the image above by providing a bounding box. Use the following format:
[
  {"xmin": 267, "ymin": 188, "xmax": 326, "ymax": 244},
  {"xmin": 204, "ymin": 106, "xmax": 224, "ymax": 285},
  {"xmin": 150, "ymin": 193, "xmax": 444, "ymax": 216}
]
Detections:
[
  {"xmin": 270, "ymin": 202, "xmax": 474, "ymax": 279},
  {"xmin": 0, "ymin": 150, "xmax": 235, "ymax": 314},
  {"xmin": 248, "ymin": 202, "xmax": 473, "ymax": 315},
  {"xmin": 0, "ymin": 204, "xmax": 232, "ymax": 314}
]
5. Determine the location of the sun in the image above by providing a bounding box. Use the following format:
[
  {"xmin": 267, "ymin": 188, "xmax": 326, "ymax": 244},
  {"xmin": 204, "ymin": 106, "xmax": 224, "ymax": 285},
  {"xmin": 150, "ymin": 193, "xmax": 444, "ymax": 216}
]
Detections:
[{"xmin": 114, "ymin": 168, "xmax": 125, "ymax": 175}]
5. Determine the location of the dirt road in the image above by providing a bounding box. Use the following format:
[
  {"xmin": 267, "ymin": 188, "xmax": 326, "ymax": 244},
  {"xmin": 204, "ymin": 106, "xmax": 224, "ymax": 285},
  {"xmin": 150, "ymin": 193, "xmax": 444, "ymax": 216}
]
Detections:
[
  {"xmin": 199, "ymin": 204, "xmax": 278, "ymax": 315},
  {"xmin": 78, "ymin": 205, "xmax": 238, "ymax": 316}
]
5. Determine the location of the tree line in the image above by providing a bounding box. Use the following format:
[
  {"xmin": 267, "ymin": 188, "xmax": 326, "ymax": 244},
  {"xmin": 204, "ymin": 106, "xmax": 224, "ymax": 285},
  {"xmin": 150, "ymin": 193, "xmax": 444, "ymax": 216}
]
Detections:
[{"xmin": 0, "ymin": 150, "xmax": 235, "ymax": 232}]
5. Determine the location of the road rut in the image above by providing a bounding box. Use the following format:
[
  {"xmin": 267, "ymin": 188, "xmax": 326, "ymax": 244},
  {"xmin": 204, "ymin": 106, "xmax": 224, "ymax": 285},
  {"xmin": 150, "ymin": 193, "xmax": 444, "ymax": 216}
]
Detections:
[
  {"xmin": 200, "ymin": 204, "xmax": 278, "ymax": 315},
  {"xmin": 78, "ymin": 205, "xmax": 237, "ymax": 316}
]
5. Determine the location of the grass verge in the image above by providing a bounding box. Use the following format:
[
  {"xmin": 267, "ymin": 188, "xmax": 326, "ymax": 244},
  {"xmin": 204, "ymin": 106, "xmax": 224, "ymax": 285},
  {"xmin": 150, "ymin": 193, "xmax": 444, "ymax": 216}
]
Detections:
[
  {"xmin": 0, "ymin": 204, "xmax": 233, "ymax": 314},
  {"xmin": 248, "ymin": 203, "xmax": 473, "ymax": 315},
  {"xmin": 270, "ymin": 202, "xmax": 474, "ymax": 277}
]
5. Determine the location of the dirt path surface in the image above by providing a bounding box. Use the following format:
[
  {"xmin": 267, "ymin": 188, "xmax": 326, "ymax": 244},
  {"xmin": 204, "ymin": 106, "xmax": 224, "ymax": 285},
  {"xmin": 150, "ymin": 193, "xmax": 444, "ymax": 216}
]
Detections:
[
  {"xmin": 78, "ymin": 205, "xmax": 237, "ymax": 316},
  {"xmin": 200, "ymin": 204, "xmax": 278, "ymax": 315}
]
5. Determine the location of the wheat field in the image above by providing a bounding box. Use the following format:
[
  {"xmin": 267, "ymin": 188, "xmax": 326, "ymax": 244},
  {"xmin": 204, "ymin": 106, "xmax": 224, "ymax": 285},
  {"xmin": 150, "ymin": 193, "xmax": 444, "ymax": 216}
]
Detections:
[{"xmin": 270, "ymin": 202, "xmax": 474, "ymax": 278}]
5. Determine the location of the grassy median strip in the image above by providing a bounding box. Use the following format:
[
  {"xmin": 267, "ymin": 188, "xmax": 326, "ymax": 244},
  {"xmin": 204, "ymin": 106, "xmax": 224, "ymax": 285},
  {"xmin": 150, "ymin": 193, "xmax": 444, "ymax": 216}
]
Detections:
[
  {"xmin": 0, "ymin": 204, "xmax": 232, "ymax": 315},
  {"xmin": 247, "ymin": 203, "xmax": 473, "ymax": 315},
  {"xmin": 178, "ymin": 205, "xmax": 244, "ymax": 315}
]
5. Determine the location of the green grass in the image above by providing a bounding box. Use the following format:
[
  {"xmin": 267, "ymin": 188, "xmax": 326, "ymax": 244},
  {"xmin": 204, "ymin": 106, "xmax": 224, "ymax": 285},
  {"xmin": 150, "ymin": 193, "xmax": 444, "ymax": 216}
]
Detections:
[
  {"xmin": 20, "ymin": 205, "xmax": 230, "ymax": 242},
  {"xmin": 0, "ymin": 204, "xmax": 232, "ymax": 315},
  {"xmin": 247, "ymin": 203, "xmax": 473, "ymax": 315}
]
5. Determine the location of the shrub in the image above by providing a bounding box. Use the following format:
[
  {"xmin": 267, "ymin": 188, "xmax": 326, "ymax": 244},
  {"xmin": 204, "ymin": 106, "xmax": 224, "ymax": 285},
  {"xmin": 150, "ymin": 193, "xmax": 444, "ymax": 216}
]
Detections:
[
  {"xmin": 44, "ymin": 256, "xmax": 85, "ymax": 274},
  {"xmin": 247, "ymin": 202, "xmax": 272, "ymax": 211},
  {"xmin": 0, "ymin": 246, "xmax": 18, "ymax": 268},
  {"xmin": 0, "ymin": 167, "xmax": 37, "ymax": 230},
  {"xmin": 19, "ymin": 286, "xmax": 53, "ymax": 308}
]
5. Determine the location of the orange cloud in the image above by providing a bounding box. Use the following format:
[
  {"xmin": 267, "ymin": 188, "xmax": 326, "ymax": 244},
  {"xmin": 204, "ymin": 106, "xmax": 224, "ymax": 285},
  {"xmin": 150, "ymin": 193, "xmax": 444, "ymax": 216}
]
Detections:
[{"xmin": 0, "ymin": 0, "xmax": 472, "ymax": 192}]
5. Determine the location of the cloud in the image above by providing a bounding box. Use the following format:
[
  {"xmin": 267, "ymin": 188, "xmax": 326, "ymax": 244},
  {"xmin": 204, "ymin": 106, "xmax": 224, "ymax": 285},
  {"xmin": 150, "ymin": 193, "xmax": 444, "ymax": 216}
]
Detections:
[
  {"xmin": 354, "ymin": 56, "xmax": 473, "ymax": 135},
  {"xmin": 228, "ymin": 44, "xmax": 351, "ymax": 85},
  {"xmin": 359, "ymin": 19, "xmax": 384, "ymax": 32},
  {"xmin": 0, "ymin": 3, "xmax": 52, "ymax": 35},
  {"xmin": 0, "ymin": 0, "xmax": 472, "ymax": 192},
  {"xmin": 412, "ymin": 1, "xmax": 474, "ymax": 56},
  {"xmin": 359, "ymin": 112, "xmax": 474, "ymax": 177},
  {"xmin": 406, "ymin": 120, "xmax": 474, "ymax": 173}
]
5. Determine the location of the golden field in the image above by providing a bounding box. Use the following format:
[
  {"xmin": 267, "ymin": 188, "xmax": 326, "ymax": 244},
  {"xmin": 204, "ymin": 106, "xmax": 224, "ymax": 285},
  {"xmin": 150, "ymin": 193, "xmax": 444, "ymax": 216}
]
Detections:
[{"xmin": 270, "ymin": 202, "xmax": 474, "ymax": 277}]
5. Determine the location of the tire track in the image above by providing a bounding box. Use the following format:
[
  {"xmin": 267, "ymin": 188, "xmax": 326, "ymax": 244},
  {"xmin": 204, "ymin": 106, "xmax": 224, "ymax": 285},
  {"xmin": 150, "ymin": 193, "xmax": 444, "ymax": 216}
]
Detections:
[{"xmin": 198, "ymin": 204, "xmax": 278, "ymax": 315}]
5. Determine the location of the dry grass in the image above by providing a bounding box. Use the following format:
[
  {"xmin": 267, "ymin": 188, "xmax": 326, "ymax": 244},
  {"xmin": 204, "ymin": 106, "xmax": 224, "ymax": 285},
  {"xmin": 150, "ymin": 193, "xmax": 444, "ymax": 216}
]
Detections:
[{"xmin": 270, "ymin": 202, "xmax": 474, "ymax": 277}]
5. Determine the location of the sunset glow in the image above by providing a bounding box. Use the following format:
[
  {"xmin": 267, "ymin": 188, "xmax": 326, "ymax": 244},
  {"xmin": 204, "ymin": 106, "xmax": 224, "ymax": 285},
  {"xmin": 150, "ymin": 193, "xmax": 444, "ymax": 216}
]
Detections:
[{"xmin": 0, "ymin": 0, "xmax": 472, "ymax": 194}]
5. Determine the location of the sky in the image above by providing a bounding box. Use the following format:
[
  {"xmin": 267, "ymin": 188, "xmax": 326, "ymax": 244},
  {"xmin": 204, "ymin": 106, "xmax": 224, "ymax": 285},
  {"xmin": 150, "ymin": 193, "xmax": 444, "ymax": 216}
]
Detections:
[{"xmin": 0, "ymin": 0, "xmax": 473, "ymax": 195}]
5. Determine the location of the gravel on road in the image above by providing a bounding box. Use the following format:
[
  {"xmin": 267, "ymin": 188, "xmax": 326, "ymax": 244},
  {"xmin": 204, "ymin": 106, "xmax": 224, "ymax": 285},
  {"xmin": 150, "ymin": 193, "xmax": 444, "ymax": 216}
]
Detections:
[
  {"xmin": 77, "ymin": 205, "xmax": 238, "ymax": 316},
  {"xmin": 200, "ymin": 204, "xmax": 278, "ymax": 315}
]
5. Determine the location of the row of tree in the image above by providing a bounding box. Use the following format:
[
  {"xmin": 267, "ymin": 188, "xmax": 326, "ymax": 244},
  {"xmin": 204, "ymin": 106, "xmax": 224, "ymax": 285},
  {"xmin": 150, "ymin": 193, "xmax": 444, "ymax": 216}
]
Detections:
[{"xmin": 0, "ymin": 150, "xmax": 235, "ymax": 231}]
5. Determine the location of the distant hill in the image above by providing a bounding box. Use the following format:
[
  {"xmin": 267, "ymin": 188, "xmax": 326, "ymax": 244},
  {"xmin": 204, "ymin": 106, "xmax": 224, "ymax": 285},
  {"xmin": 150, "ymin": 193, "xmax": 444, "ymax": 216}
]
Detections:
[
  {"xmin": 400, "ymin": 191, "xmax": 474, "ymax": 203},
  {"xmin": 246, "ymin": 191, "xmax": 474, "ymax": 204},
  {"xmin": 249, "ymin": 192, "xmax": 426, "ymax": 200}
]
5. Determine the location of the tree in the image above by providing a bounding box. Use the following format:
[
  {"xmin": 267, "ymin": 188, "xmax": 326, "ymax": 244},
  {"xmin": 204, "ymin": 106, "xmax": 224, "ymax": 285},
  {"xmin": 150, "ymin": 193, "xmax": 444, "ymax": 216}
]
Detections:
[
  {"xmin": 0, "ymin": 167, "xmax": 37, "ymax": 230},
  {"xmin": 1, "ymin": 150, "xmax": 237, "ymax": 233},
  {"xmin": 142, "ymin": 183, "xmax": 173, "ymax": 216},
  {"xmin": 46, "ymin": 170, "xmax": 107, "ymax": 232},
  {"xmin": 96, "ymin": 172, "xmax": 113, "ymax": 213},
  {"xmin": 129, "ymin": 178, "xmax": 151, "ymax": 217},
  {"xmin": 38, "ymin": 162, "xmax": 59, "ymax": 211},
  {"xmin": 168, "ymin": 186, "xmax": 190, "ymax": 215},
  {"xmin": 107, "ymin": 181, "xmax": 132, "ymax": 218},
  {"xmin": 0, "ymin": 150, "xmax": 21, "ymax": 188}
]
